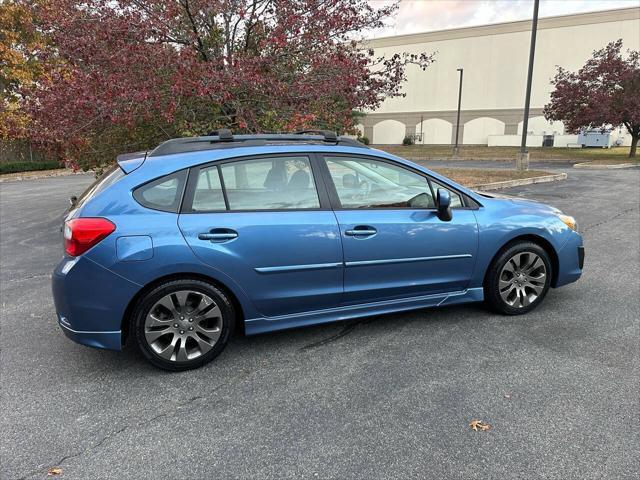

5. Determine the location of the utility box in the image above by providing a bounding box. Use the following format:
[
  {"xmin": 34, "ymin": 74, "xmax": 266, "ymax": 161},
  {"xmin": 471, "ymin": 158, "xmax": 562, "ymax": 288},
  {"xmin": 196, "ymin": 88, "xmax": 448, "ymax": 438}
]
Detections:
[{"xmin": 577, "ymin": 129, "xmax": 612, "ymax": 148}]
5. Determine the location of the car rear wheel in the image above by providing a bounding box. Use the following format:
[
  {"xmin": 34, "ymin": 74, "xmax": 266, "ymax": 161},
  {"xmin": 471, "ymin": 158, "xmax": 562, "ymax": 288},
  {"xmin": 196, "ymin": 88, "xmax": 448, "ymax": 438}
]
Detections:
[
  {"xmin": 133, "ymin": 279, "xmax": 235, "ymax": 371},
  {"xmin": 484, "ymin": 242, "xmax": 552, "ymax": 315}
]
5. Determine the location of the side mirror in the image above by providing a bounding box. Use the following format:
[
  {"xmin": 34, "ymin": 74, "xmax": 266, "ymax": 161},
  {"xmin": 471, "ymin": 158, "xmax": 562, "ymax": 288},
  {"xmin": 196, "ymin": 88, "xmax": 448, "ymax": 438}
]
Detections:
[{"xmin": 436, "ymin": 188, "xmax": 452, "ymax": 221}]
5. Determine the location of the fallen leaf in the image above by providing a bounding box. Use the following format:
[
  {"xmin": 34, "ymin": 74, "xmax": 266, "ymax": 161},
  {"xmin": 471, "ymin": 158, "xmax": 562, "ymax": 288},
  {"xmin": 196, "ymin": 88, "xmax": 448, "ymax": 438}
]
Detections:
[
  {"xmin": 469, "ymin": 420, "xmax": 491, "ymax": 432},
  {"xmin": 47, "ymin": 467, "xmax": 63, "ymax": 476}
]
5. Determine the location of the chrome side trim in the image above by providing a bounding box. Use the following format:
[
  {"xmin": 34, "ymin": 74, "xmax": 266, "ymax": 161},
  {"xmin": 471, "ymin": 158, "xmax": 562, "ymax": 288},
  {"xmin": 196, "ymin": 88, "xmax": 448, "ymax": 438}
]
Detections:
[
  {"xmin": 345, "ymin": 254, "xmax": 473, "ymax": 267},
  {"xmin": 58, "ymin": 322, "xmax": 120, "ymax": 335},
  {"xmin": 255, "ymin": 262, "xmax": 343, "ymax": 274},
  {"xmin": 254, "ymin": 254, "xmax": 472, "ymax": 273}
]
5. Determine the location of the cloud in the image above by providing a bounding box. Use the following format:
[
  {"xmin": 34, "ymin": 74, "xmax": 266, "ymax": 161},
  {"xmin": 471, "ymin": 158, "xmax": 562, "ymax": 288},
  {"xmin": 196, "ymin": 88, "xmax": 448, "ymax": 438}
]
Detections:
[{"xmin": 368, "ymin": 0, "xmax": 640, "ymax": 37}]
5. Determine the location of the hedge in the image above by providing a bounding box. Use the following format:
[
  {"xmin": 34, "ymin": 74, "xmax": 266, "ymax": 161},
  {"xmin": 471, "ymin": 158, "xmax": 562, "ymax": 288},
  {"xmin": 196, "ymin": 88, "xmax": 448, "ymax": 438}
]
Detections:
[{"xmin": 0, "ymin": 161, "xmax": 63, "ymax": 174}]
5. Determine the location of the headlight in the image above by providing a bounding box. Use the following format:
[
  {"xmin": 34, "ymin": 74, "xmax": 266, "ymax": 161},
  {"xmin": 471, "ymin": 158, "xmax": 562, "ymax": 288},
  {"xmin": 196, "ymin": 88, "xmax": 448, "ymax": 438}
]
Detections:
[{"xmin": 557, "ymin": 214, "xmax": 578, "ymax": 231}]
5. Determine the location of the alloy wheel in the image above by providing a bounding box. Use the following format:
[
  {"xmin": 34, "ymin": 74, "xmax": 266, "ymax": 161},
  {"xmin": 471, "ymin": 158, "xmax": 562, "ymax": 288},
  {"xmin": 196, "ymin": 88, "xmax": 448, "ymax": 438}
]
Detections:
[
  {"xmin": 498, "ymin": 251, "xmax": 547, "ymax": 308},
  {"xmin": 144, "ymin": 290, "xmax": 222, "ymax": 362}
]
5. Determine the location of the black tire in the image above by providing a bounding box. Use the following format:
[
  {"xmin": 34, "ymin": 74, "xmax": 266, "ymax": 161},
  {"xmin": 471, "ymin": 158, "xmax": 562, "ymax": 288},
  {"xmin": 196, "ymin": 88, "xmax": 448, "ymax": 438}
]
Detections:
[
  {"xmin": 484, "ymin": 241, "xmax": 552, "ymax": 315},
  {"xmin": 133, "ymin": 279, "xmax": 235, "ymax": 371}
]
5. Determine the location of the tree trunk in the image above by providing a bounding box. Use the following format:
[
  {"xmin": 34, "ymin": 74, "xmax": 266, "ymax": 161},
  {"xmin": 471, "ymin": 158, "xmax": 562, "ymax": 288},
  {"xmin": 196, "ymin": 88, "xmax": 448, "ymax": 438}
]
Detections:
[{"xmin": 630, "ymin": 134, "xmax": 638, "ymax": 158}]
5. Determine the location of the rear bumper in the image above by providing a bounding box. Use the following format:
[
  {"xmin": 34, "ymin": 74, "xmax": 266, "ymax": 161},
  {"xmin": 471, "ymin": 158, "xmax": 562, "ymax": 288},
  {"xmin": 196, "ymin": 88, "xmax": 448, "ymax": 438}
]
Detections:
[
  {"xmin": 58, "ymin": 319, "xmax": 122, "ymax": 350},
  {"xmin": 52, "ymin": 256, "xmax": 141, "ymax": 351},
  {"xmin": 554, "ymin": 233, "xmax": 584, "ymax": 288}
]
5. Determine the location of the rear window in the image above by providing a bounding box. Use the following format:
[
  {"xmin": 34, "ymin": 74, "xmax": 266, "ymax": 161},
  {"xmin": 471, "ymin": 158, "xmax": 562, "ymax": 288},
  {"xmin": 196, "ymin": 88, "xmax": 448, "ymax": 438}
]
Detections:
[
  {"xmin": 75, "ymin": 164, "xmax": 125, "ymax": 209},
  {"xmin": 219, "ymin": 156, "xmax": 320, "ymax": 210},
  {"xmin": 192, "ymin": 166, "xmax": 226, "ymax": 211},
  {"xmin": 133, "ymin": 170, "xmax": 187, "ymax": 212}
]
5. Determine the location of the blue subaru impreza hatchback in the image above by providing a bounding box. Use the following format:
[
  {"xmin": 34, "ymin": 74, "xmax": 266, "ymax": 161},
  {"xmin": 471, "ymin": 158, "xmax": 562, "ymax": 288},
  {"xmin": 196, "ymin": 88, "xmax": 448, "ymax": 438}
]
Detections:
[{"xmin": 52, "ymin": 130, "xmax": 584, "ymax": 370}]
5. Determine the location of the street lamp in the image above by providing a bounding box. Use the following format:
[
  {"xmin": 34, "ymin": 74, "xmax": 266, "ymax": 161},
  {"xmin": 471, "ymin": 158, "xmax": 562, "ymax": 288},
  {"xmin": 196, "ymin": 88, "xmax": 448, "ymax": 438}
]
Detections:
[
  {"xmin": 453, "ymin": 67, "xmax": 463, "ymax": 157},
  {"xmin": 518, "ymin": 0, "xmax": 540, "ymax": 171}
]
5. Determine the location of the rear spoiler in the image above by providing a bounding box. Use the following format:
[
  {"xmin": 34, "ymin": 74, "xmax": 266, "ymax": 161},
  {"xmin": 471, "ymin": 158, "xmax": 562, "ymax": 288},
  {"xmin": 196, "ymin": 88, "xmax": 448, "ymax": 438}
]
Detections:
[{"xmin": 116, "ymin": 150, "xmax": 148, "ymax": 173}]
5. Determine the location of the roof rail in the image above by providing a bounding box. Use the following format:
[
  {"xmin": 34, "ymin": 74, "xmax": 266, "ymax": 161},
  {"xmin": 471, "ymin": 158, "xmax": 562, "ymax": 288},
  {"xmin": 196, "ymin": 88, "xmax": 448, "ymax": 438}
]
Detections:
[
  {"xmin": 207, "ymin": 128, "xmax": 233, "ymax": 141},
  {"xmin": 294, "ymin": 130, "xmax": 338, "ymax": 142},
  {"xmin": 148, "ymin": 130, "xmax": 367, "ymax": 157},
  {"xmin": 206, "ymin": 129, "xmax": 340, "ymax": 143}
]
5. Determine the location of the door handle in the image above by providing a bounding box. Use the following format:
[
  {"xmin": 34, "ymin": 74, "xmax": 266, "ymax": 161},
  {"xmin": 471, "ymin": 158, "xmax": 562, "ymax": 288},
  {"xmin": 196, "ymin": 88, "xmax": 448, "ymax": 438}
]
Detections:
[
  {"xmin": 345, "ymin": 226, "xmax": 377, "ymax": 237},
  {"xmin": 198, "ymin": 228, "xmax": 238, "ymax": 242}
]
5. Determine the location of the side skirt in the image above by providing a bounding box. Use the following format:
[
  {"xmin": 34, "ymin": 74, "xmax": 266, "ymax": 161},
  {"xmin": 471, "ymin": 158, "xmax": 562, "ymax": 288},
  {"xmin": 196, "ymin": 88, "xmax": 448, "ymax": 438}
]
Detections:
[{"xmin": 244, "ymin": 287, "xmax": 484, "ymax": 335}]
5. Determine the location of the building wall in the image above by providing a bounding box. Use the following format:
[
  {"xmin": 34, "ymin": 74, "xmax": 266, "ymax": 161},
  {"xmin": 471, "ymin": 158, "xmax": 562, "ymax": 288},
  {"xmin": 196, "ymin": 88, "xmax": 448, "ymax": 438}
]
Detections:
[
  {"xmin": 359, "ymin": 7, "xmax": 640, "ymax": 145},
  {"xmin": 416, "ymin": 118, "xmax": 452, "ymax": 144},
  {"xmin": 373, "ymin": 119, "xmax": 406, "ymax": 144}
]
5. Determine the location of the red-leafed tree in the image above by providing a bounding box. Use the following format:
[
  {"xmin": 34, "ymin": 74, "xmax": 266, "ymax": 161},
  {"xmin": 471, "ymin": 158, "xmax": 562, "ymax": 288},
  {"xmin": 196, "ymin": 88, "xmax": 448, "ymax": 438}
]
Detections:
[
  {"xmin": 20, "ymin": 0, "xmax": 434, "ymax": 169},
  {"xmin": 544, "ymin": 39, "xmax": 640, "ymax": 158}
]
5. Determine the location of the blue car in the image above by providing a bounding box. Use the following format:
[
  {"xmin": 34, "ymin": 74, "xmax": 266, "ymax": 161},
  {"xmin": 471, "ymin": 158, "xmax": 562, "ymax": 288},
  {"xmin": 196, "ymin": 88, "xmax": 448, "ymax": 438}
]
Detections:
[{"xmin": 52, "ymin": 130, "xmax": 584, "ymax": 370}]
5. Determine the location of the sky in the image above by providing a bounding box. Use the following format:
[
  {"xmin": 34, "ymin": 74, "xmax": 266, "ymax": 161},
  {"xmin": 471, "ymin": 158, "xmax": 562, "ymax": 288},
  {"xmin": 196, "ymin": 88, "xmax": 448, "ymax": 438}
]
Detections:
[{"xmin": 368, "ymin": 0, "xmax": 640, "ymax": 37}]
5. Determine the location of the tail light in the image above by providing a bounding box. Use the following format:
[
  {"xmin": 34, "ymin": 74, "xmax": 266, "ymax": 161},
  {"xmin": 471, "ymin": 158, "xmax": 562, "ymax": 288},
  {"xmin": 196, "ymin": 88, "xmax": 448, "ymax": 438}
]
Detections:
[{"xmin": 64, "ymin": 218, "xmax": 115, "ymax": 256}]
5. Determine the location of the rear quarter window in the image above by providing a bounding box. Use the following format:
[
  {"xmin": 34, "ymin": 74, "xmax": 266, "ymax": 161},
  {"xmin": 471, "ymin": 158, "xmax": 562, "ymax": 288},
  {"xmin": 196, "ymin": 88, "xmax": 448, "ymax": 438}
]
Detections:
[{"xmin": 133, "ymin": 170, "xmax": 187, "ymax": 213}]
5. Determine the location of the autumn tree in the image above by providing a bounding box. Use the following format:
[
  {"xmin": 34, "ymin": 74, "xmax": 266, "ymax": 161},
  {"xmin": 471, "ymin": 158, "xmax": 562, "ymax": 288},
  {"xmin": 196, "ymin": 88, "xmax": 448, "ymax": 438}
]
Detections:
[
  {"xmin": 0, "ymin": 0, "xmax": 44, "ymax": 139},
  {"xmin": 23, "ymin": 0, "xmax": 433, "ymax": 170},
  {"xmin": 544, "ymin": 39, "xmax": 640, "ymax": 158}
]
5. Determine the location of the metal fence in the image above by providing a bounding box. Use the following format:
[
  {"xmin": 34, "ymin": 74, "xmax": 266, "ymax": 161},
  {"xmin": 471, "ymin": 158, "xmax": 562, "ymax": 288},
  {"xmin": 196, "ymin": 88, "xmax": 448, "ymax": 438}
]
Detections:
[{"xmin": 0, "ymin": 140, "xmax": 55, "ymax": 164}]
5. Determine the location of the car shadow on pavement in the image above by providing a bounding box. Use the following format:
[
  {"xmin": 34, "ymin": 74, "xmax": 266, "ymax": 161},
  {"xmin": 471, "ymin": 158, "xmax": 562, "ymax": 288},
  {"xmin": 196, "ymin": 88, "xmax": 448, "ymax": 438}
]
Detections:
[{"xmin": 101, "ymin": 302, "xmax": 487, "ymax": 374}]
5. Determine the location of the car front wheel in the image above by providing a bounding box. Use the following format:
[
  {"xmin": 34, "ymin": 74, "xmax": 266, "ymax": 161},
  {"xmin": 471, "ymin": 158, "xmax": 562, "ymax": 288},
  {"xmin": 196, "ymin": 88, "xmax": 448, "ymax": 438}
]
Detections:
[
  {"xmin": 485, "ymin": 242, "xmax": 552, "ymax": 315},
  {"xmin": 133, "ymin": 279, "xmax": 235, "ymax": 371}
]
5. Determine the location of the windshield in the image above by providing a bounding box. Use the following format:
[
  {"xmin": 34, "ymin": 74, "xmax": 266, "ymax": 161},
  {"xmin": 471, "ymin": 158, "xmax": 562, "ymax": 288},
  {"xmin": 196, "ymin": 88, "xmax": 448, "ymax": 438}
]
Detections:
[{"xmin": 74, "ymin": 164, "xmax": 125, "ymax": 209}]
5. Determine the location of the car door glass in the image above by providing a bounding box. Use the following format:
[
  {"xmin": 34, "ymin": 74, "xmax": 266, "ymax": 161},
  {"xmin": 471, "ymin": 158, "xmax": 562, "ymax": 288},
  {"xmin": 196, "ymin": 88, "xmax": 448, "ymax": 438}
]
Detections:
[
  {"xmin": 192, "ymin": 166, "xmax": 226, "ymax": 211},
  {"xmin": 324, "ymin": 157, "xmax": 434, "ymax": 209},
  {"xmin": 430, "ymin": 180, "xmax": 464, "ymax": 208},
  {"xmin": 220, "ymin": 156, "xmax": 320, "ymax": 210}
]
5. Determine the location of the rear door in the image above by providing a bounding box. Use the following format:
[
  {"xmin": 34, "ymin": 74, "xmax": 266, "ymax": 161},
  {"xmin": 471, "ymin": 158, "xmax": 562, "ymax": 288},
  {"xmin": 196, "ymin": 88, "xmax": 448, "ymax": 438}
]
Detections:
[
  {"xmin": 319, "ymin": 154, "xmax": 479, "ymax": 305},
  {"xmin": 178, "ymin": 154, "xmax": 343, "ymax": 317}
]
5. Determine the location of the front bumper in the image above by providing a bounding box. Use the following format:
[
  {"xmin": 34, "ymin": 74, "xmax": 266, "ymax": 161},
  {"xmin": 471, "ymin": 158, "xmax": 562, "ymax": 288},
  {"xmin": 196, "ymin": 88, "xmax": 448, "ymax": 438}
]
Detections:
[
  {"xmin": 52, "ymin": 256, "xmax": 141, "ymax": 351},
  {"xmin": 554, "ymin": 233, "xmax": 584, "ymax": 288},
  {"xmin": 578, "ymin": 245, "xmax": 585, "ymax": 269}
]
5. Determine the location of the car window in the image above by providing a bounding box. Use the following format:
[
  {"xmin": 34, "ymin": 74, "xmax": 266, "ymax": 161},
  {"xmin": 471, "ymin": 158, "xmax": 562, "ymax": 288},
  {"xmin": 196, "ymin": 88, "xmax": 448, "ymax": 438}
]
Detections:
[
  {"xmin": 133, "ymin": 170, "xmax": 187, "ymax": 213},
  {"xmin": 430, "ymin": 180, "xmax": 464, "ymax": 208},
  {"xmin": 191, "ymin": 166, "xmax": 226, "ymax": 211},
  {"xmin": 324, "ymin": 156, "xmax": 434, "ymax": 209},
  {"xmin": 219, "ymin": 156, "xmax": 320, "ymax": 210}
]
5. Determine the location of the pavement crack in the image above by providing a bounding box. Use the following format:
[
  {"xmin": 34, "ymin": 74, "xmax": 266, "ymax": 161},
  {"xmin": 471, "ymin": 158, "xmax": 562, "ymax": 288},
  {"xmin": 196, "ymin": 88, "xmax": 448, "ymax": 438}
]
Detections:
[
  {"xmin": 17, "ymin": 381, "xmax": 240, "ymax": 479},
  {"xmin": 298, "ymin": 317, "xmax": 377, "ymax": 351},
  {"xmin": 581, "ymin": 207, "xmax": 639, "ymax": 233},
  {"xmin": 3, "ymin": 273, "xmax": 51, "ymax": 285}
]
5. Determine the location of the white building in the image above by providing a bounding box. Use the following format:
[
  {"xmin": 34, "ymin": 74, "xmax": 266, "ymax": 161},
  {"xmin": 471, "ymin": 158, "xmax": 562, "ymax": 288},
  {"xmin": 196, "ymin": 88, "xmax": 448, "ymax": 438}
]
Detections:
[{"xmin": 359, "ymin": 7, "xmax": 640, "ymax": 146}]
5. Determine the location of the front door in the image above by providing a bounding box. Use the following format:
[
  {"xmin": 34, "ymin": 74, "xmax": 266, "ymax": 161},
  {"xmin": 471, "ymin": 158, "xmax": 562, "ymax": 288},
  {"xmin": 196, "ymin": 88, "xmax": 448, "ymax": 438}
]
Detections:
[
  {"xmin": 320, "ymin": 155, "xmax": 478, "ymax": 304},
  {"xmin": 178, "ymin": 155, "xmax": 343, "ymax": 317}
]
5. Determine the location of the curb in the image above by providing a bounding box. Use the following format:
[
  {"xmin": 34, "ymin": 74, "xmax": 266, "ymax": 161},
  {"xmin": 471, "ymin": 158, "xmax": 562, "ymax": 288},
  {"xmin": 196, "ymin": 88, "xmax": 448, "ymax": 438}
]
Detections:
[
  {"xmin": 0, "ymin": 169, "xmax": 88, "ymax": 183},
  {"xmin": 405, "ymin": 156, "xmax": 515, "ymax": 163},
  {"xmin": 401, "ymin": 155, "xmax": 636, "ymax": 165},
  {"xmin": 573, "ymin": 162, "xmax": 638, "ymax": 169},
  {"xmin": 470, "ymin": 172, "xmax": 567, "ymax": 191}
]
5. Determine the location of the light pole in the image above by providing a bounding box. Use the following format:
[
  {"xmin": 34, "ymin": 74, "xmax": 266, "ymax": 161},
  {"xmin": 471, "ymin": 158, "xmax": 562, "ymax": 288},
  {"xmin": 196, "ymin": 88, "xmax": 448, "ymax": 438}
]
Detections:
[
  {"xmin": 518, "ymin": 0, "xmax": 540, "ymax": 171},
  {"xmin": 453, "ymin": 67, "xmax": 463, "ymax": 157}
]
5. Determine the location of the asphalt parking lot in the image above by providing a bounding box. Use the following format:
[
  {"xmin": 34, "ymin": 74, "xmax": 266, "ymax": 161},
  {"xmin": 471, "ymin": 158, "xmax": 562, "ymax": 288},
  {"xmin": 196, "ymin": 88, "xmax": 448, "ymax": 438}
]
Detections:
[{"xmin": 1, "ymin": 166, "xmax": 638, "ymax": 479}]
